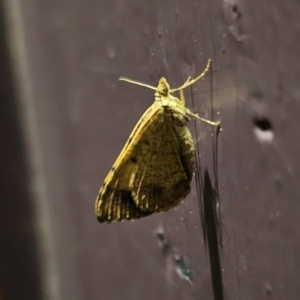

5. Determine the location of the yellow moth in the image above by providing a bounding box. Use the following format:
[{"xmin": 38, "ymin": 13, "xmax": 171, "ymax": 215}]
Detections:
[{"xmin": 95, "ymin": 59, "xmax": 220, "ymax": 222}]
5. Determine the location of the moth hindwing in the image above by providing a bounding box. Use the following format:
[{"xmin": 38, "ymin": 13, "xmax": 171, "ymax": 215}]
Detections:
[{"xmin": 95, "ymin": 59, "xmax": 220, "ymax": 222}]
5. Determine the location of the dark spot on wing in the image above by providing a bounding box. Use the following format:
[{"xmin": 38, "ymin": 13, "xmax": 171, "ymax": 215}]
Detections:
[{"xmin": 130, "ymin": 157, "xmax": 137, "ymax": 163}]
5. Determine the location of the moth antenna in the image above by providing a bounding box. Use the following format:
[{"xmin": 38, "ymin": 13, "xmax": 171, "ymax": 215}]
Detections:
[
  {"xmin": 170, "ymin": 59, "xmax": 211, "ymax": 92},
  {"xmin": 119, "ymin": 77, "xmax": 157, "ymax": 91}
]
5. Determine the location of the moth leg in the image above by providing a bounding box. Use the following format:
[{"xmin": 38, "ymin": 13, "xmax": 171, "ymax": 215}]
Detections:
[
  {"xmin": 184, "ymin": 109, "xmax": 220, "ymax": 126},
  {"xmin": 179, "ymin": 89, "xmax": 186, "ymax": 106},
  {"xmin": 170, "ymin": 59, "xmax": 211, "ymax": 93},
  {"xmin": 197, "ymin": 116, "xmax": 220, "ymax": 126}
]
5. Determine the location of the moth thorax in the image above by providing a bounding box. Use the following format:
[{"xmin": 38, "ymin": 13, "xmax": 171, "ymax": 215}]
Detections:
[
  {"xmin": 154, "ymin": 93, "xmax": 173, "ymax": 106},
  {"xmin": 157, "ymin": 77, "xmax": 170, "ymax": 97}
]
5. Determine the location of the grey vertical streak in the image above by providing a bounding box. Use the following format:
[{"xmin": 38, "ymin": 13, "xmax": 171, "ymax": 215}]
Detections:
[{"xmin": 3, "ymin": 1, "xmax": 61, "ymax": 299}]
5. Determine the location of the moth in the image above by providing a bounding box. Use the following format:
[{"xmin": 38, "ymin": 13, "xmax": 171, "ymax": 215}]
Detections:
[{"xmin": 95, "ymin": 59, "xmax": 220, "ymax": 222}]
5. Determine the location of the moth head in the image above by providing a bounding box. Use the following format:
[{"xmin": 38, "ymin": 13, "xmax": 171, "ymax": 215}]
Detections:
[{"xmin": 157, "ymin": 78, "xmax": 170, "ymax": 97}]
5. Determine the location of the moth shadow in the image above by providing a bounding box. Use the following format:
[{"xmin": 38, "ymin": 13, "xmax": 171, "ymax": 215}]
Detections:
[
  {"xmin": 189, "ymin": 60, "xmax": 224, "ymax": 300},
  {"xmin": 194, "ymin": 125, "xmax": 224, "ymax": 300},
  {"xmin": 202, "ymin": 169, "xmax": 224, "ymax": 300}
]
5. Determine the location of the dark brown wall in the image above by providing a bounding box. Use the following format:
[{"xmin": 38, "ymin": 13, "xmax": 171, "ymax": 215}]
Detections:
[{"xmin": 1, "ymin": 0, "xmax": 299, "ymax": 299}]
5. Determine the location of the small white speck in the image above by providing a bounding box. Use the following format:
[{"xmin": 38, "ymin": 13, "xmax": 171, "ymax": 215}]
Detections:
[{"xmin": 106, "ymin": 45, "xmax": 116, "ymax": 58}]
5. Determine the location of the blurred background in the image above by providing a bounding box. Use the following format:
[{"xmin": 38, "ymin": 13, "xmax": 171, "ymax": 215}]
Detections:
[{"xmin": 1, "ymin": 0, "xmax": 300, "ymax": 299}]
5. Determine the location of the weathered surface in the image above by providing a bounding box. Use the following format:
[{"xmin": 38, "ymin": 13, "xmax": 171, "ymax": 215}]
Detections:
[{"xmin": 1, "ymin": 0, "xmax": 300, "ymax": 299}]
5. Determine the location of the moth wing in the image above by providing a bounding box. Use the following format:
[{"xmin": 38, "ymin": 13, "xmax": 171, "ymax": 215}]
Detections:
[
  {"xmin": 96, "ymin": 104, "xmax": 163, "ymax": 222},
  {"xmin": 130, "ymin": 109, "xmax": 193, "ymax": 212},
  {"xmin": 96, "ymin": 105, "xmax": 193, "ymax": 222},
  {"xmin": 96, "ymin": 175, "xmax": 152, "ymax": 222}
]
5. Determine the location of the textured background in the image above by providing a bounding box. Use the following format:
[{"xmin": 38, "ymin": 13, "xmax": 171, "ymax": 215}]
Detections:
[{"xmin": 1, "ymin": 0, "xmax": 300, "ymax": 299}]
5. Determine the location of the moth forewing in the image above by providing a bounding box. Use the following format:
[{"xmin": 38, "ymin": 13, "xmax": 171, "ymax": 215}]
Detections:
[
  {"xmin": 95, "ymin": 105, "xmax": 163, "ymax": 221},
  {"xmin": 129, "ymin": 110, "xmax": 193, "ymax": 212},
  {"xmin": 95, "ymin": 59, "xmax": 220, "ymax": 222}
]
